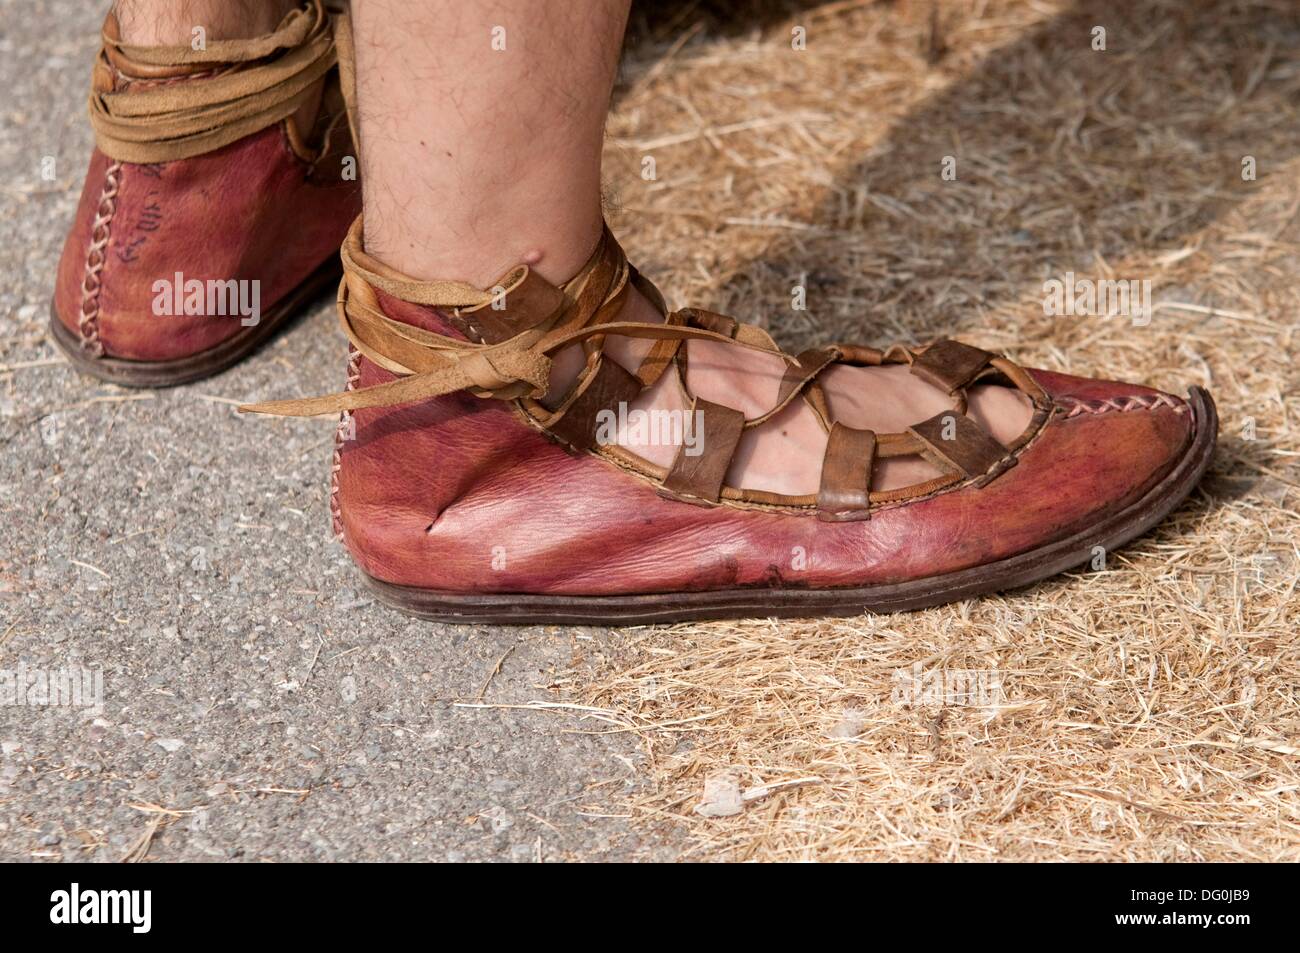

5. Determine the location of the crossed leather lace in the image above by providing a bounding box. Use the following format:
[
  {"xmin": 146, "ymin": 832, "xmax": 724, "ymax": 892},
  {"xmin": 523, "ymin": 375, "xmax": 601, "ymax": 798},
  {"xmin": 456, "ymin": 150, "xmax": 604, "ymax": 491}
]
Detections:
[
  {"xmin": 236, "ymin": 215, "xmax": 1055, "ymax": 520},
  {"xmin": 76, "ymin": 0, "xmax": 1053, "ymax": 515},
  {"xmin": 89, "ymin": 0, "xmax": 344, "ymax": 163},
  {"xmin": 238, "ymin": 216, "xmax": 836, "ymax": 421}
]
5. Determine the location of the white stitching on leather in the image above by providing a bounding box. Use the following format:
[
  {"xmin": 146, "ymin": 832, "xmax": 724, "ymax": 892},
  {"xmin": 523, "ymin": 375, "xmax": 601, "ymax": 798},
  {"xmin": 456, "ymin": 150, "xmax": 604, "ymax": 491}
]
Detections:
[
  {"xmin": 330, "ymin": 345, "xmax": 362, "ymax": 542},
  {"xmin": 1057, "ymin": 393, "xmax": 1186, "ymax": 417},
  {"xmin": 76, "ymin": 67, "xmax": 235, "ymax": 355},
  {"xmin": 77, "ymin": 160, "xmax": 123, "ymax": 357}
]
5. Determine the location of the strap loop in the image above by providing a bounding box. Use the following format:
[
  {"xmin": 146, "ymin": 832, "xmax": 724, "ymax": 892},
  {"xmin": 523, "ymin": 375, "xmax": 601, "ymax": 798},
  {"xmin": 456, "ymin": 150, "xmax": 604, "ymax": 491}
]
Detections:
[
  {"xmin": 909, "ymin": 339, "xmax": 994, "ymax": 395},
  {"xmin": 817, "ymin": 423, "xmax": 876, "ymax": 521},
  {"xmin": 908, "ymin": 411, "xmax": 1015, "ymax": 482},
  {"xmin": 661, "ymin": 399, "xmax": 746, "ymax": 504}
]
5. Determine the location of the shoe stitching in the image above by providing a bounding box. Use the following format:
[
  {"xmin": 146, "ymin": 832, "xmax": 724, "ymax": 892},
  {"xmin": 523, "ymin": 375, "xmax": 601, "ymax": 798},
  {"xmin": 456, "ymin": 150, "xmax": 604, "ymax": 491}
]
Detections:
[
  {"xmin": 77, "ymin": 159, "xmax": 124, "ymax": 358},
  {"xmin": 76, "ymin": 68, "xmax": 229, "ymax": 357},
  {"xmin": 1057, "ymin": 393, "xmax": 1187, "ymax": 417},
  {"xmin": 330, "ymin": 345, "xmax": 361, "ymax": 542}
]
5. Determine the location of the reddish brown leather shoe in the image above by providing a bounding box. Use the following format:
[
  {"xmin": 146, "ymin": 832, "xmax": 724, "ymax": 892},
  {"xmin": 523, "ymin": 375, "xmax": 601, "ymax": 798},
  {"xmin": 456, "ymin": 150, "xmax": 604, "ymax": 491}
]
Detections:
[
  {"xmin": 242, "ymin": 219, "xmax": 1217, "ymax": 624},
  {"xmin": 50, "ymin": 1, "xmax": 360, "ymax": 387}
]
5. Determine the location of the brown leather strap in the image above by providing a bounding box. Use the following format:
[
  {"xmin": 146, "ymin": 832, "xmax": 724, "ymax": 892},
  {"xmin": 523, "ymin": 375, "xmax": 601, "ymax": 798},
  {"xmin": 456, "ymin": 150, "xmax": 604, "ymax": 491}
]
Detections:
[
  {"xmin": 908, "ymin": 411, "xmax": 1012, "ymax": 480},
  {"xmin": 661, "ymin": 398, "xmax": 745, "ymax": 503},
  {"xmin": 836, "ymin": 345, "xmax": 885, "ymax": 366},
  {"xmin": 909, "ymin": 339, "xmax": 994, "ymax": 395},
  {"xmin": 634, "ymin": 309, "xmax": 685, "ymax": 387},
  {"xmin": 545, "ymin": 358, "xmax": 643, "ymax": 452},
  {"xmin": 777, "ymin": 348, "xmax": 837, "ymax": 406},
  {"xmin": 681, "ymin": 309, "xmax": 738, "ymax": 338},
  {"xmin": 89, "ymin": 1, "xmax": 337, "ymax": 163},
  {"xmin": 457, "ymin": 268, "xmax": 567, "ymax": 344},
  {"xmin": 332, "ymin": 9, "xmax": 359, "ymax": 153},
  {"xmin": 817, "ymin": 423, "xmax": 876, "ymax": 521},
  {"xmin": 241, "ymin": 218, "xmax": 793, "ymax": 418},
  {"xmin": 735, "ymin": 346, "xmax": 841, "ymax": 430},
  {"xmin": 239, "ymin": 217, "xmax": 1024, "ymax": 510}
]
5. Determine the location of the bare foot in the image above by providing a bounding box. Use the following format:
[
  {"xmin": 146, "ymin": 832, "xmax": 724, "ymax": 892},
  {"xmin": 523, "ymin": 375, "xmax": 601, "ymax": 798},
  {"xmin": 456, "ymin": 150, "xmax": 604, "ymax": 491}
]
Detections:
[{"xmin": 547, "ymin": 285, "xmax": 1033, "ymax": 495}]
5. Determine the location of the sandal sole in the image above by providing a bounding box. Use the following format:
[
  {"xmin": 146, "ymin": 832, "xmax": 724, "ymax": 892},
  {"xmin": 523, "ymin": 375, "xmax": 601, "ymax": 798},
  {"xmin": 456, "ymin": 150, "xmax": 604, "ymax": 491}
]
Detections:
[
  {"xmin": 360, "ymin": 386, "xmax": 1218, "ymax": 625},
  {"xmin": 47, "ymin": 256, "xmax": 341, "ymax": 389}
]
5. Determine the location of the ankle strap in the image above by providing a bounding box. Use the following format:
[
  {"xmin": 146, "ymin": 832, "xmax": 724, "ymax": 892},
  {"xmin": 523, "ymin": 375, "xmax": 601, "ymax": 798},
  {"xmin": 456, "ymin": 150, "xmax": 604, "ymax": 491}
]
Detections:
[
  {"xmin": 237, "ymin": 217, "xmax": 1052, "ymax": 510},
  {"xmin": 89, "ymin": 0, "xmax": 337, "ymax": 162},
  {"xmin": 238, "ymin": 216, "xmax": 789, "ymax": 418}
]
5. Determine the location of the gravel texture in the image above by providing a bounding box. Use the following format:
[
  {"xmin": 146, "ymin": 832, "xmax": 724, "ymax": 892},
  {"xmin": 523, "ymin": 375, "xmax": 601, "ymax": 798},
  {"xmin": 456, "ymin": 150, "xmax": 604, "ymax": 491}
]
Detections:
[{"xmin": 0, "ymin": 0, "xmax": 672, "ymax": 863}]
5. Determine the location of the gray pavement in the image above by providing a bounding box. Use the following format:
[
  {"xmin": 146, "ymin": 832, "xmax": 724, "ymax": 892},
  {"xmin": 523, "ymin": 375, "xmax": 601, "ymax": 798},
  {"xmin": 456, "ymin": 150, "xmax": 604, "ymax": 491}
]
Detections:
[{"xmin": 0, "ymin": 0, "xmax": 672, "ymax": 862}]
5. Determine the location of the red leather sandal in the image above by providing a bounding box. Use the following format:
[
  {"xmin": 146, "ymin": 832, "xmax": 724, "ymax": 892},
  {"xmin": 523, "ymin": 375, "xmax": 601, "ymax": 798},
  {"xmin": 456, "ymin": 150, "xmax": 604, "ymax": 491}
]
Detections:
[
  {"xmin": 243, "ymin": 220, "xmax": 1217, "ymax": 624},
  {"xmin": 50, "ymin": 0, "xmax": 360, "ymax": 387}
]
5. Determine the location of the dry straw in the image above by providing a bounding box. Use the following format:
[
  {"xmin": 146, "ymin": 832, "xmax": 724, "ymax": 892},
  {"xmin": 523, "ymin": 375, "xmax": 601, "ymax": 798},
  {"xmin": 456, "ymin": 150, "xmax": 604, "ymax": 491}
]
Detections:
[{"xmin": 553, "ymin": 0, "xmax": 1300, "ymax": 860}]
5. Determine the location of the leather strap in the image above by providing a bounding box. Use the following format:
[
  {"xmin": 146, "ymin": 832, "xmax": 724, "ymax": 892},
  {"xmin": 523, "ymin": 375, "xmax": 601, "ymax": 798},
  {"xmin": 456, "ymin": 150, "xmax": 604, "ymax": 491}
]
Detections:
[
  {"xmin": 908, "ymin": 411, "xmax": 1012, "ymax": 479},
  {"xmin": 909, "ymin": 339, "xmax": 994, "ymax": 395},
  {"xmin": 238, "ymin": 215, "xmax": 1038, "ymax": 508},
  {"xmin": 332, "ymin": 9, "xmax": 360, "ymax": 152},
  {"xmin": 240, "ymin": 219, "xmax": 791, "ymax": 417},
  {"xmin": 681, "ymin": 309, "xmax": 738, "ymax": 338},
  {"xmin": 457, "ymin": 267, "xmax": 568, "ymax": 344},
  {"xmin": 545, "ymin": 358, "xmax": 643, "ymax": 452},
  {"xmin": 817, "ymin": 423, "xmax": 876, "ymax": 521},
  {"xmin": 634, "ymin": 308, "xmax": 685, "ymax": 388},
  {"xmin": 89, "ymin": 1, "xmax": 337, "ymax": 163},
  {"xmin": 836, "ymin": 344, "xmax": 885, "ymax": 366},
  {"xmin": 777, "ymin": 348, "xmax": 837, "ymax": 407},
  {"xmin": 661, "ymin": 398, "xmax": 745, "ymax": 503}
]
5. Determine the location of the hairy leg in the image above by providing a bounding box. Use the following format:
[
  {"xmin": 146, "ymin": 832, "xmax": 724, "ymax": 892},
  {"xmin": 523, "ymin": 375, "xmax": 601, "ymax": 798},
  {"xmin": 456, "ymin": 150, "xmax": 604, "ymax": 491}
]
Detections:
[
  {"xmin": 350, "ymin": 0, "xmax": 1031, "ymax": 494},
  {"xmin": 113, "ymin": 0, "xmax": 299, "ymax": 45},
  {"xmin": 353, "ymin": 0, "xmax": 628, "ymax": 288}
]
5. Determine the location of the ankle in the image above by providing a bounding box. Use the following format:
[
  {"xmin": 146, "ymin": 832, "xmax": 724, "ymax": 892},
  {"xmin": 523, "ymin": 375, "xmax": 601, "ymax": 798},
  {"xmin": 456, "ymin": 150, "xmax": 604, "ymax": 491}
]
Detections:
[
  {"xmin": 361, "ymin": 201, "xmax": 607, "ymax": 290},
  {"xmin": 114, "ymin": 0, "xmax": 300, "ymax": 46}
]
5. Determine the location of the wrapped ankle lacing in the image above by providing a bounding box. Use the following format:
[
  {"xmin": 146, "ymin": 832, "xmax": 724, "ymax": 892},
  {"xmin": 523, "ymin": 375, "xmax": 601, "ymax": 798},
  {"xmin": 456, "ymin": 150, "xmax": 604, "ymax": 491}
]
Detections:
[
  {"xmin": 238, "ymin": 216, "xmax": 806, "ymax": 418},
  {"xmin": 237, "ymin": 216, "xmax": 1052, "ymax": 517},
  {"xmin": 89, "ymin": 0, "xmax": 343, "ymax": 163}
]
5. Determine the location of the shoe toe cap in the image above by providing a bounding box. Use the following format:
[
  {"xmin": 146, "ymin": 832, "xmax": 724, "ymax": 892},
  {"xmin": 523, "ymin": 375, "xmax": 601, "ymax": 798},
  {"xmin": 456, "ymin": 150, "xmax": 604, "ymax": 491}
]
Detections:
[
  {"xmin": 1028, "ymin": 367, "xmax": 1188, "ymax": 413},
  {"xmin": 1019, "ymin": 368, "xmax": 1211, "ymax": 517}
]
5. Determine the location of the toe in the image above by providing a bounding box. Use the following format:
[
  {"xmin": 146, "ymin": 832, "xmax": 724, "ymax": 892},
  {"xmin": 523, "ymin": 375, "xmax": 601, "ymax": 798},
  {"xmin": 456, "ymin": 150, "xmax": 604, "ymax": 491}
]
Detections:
[{"xmin": 1024, "ymin": 368, "xmax": 1204, "ymax": 515}]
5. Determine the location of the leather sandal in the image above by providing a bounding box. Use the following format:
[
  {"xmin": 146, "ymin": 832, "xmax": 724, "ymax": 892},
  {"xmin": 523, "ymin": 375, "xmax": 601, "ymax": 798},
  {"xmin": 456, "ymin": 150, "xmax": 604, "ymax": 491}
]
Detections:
[
  {"xmin": 50, "ymin": 0, "xmax": 361, "ymax": 387},
  {"xmin": 242, "ymin": 219, "xmax": 1217, "ymax": 624}
]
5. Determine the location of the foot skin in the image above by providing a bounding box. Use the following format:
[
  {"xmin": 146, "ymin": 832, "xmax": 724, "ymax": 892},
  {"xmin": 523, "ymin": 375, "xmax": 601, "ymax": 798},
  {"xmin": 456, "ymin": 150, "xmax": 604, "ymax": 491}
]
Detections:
[{"xmin": 547, "ymin": 286, "xmax": 1034, "ymax": 495}]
